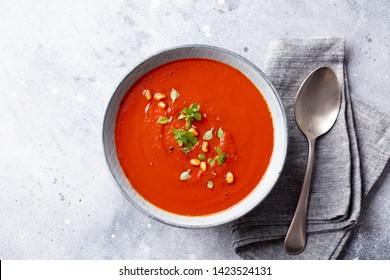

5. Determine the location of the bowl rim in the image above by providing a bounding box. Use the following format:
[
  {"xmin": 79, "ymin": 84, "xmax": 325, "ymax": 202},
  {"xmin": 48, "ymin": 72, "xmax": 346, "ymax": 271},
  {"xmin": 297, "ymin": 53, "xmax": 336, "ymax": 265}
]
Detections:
[{"xmin": 102, "ymin": 44, "xmax": 288, "ymax": 228}]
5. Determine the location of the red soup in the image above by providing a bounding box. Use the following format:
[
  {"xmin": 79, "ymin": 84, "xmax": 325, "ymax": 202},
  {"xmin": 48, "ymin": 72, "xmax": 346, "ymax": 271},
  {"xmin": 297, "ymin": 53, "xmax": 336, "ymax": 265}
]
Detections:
[{"xmin": 115, "ymin": 58, "xmax": 274, "ymax": 216}]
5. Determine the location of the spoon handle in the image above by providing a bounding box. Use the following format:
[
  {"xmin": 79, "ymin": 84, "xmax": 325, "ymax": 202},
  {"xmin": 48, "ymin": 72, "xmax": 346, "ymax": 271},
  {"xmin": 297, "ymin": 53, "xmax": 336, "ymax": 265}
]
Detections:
[{"xmin": 284, "ymin": 137, "xmax": 316, "ymax": 254}]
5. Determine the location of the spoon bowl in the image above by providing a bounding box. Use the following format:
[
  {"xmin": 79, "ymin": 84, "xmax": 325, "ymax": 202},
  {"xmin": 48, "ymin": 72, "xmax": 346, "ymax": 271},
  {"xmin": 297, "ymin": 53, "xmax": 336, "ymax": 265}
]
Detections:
[
  {"xmin": 295, "ymin": 67, "xmax": 341, "ymax": 140},
  {"xmin": 284, "ymin": 67, "xmax": 341, "ymax": 254}
]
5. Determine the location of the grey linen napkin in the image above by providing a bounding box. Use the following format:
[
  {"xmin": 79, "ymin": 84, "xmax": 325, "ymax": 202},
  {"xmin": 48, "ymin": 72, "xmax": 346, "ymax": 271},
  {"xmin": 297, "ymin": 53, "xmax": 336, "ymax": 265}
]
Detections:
[{"xmin": 231, "ymin": 38, "xmax": 390, "ymax": 260}]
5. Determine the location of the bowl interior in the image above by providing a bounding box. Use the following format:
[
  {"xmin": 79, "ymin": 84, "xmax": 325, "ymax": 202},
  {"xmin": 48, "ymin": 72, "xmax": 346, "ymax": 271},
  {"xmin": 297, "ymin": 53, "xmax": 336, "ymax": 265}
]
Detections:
[{"xmin": 103, "ymin": 45, "xmax": 287, "ymax": 228}]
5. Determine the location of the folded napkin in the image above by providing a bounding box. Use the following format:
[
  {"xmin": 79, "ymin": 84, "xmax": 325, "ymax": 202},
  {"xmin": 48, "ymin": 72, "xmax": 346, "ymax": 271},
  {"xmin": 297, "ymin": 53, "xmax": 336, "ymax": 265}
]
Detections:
[{"xmin": 231, "ymin": 38, "xmax": 390, "ymax": 259}]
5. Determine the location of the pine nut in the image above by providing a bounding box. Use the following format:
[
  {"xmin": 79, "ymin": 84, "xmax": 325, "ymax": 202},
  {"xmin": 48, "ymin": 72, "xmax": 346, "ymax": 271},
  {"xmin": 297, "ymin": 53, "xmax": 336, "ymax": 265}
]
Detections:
[
  {"xmin": 189, "ymin": 128, "xmax": 199, "ymax": 136},
  {"xmin": 200, "ymin": 161, "xmax": 207, "ymax": 171},
  {"xmin": 158, "ymin": 101, "xmax": 166, "ymax": 109},
  {"xmin": 154, "ymin": 92, "xmax": 166, "ymax": 101},
  {"xmin": 190, "ymin": 159, "xmax": 201, "ymax": 166},
  {"xmin": 226, "ymin": 172, "xmax": 234, "ymax": 184},
  {"xmin": 201, "ymin": 141, "xmax": 209, "ymax": 153},
  {"xmin": 143, "ymin": 89, "xmax": 152, "ymax": 100}
]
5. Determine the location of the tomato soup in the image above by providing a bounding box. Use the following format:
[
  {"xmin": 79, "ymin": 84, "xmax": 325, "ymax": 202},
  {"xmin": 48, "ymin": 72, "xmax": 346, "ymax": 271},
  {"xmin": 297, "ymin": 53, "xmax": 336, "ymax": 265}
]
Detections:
[{"xmin": 115, "ymin": 58, "xmax": 274, "ymax": 216}]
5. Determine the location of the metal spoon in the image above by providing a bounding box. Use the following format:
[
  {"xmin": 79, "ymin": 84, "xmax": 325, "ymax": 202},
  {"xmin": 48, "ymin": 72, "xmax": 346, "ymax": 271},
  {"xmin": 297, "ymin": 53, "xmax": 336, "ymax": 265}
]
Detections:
[{"xmin": 284, "ymin": 67, "xmax": 341, "ymax": 254}]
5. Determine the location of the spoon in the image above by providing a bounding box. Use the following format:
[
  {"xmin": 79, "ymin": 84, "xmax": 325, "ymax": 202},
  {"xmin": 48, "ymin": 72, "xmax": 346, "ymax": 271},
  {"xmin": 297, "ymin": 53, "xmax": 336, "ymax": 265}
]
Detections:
[{"xmin": 284, "ymin": 67, "xmax": 341, "ymax": 254}]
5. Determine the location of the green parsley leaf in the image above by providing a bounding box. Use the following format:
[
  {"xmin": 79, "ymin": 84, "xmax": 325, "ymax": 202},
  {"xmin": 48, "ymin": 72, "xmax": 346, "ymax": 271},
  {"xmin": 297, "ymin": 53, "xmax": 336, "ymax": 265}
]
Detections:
[
  {"xmin": 204, "ymin": 128, "xmax": 214, "ymax": 140},
  {"xmin": 193, "ymin": 112, "xmax": 202, "ymax": 121},
  {"xmin": 171, "ymin": 128, "xmax": 198, "ymax": 153},
  {"xmin": 217, "ymin": 153, "xmax": 226, "ymax": 165},
  {"xmin": 186, "ymin": 132, "xmax": 198, "ymax": 145},
  {"xmin": 186, "ymin": 120, "xmax": 192, "ymax": 129},
  {"xmin": 208, "ymin": 158, "xmax": 216, "ymax": 166},
  {"xmin": 217, "ymin": 127, "xmax": 224, "ymax": 138},
  {"xmin": 172, "ymin": 128, "xmax": 187, "ymax": 147},
  {"xmin": 215, "ymin": 146, "xmax": 227, "ymax": 165},
  {"xmin": 190, "ymin": 103, "xmax": 200, "ymax": 111},
  {"xmin": 179, "ymin": 103, "xmax": 202, "ymax": 129},
  {"xmin": 198, "ymin": 153, "xmax": 206, "ymax": 161},
  {"xmin": 207, "ymin": 181, "xmax": 214, "ymax": 189},
  {"xmin": 185, "ymin": 142, "xmax": 194, "ymax": 149},
  {"xmin": 170, "ymin": 88, "xmax": 179, "ymax": 102},
  {"xmin": 157, "ymin": 116, "xmax": 170, "ymax": 125},
  {"xmin": 180, "ymin": 169, "xmax": 191, "ymax": 181}
]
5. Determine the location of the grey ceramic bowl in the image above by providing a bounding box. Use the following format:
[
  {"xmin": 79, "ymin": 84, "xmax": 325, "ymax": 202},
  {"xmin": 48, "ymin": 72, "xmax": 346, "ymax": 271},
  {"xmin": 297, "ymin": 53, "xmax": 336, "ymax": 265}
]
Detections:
[{"xmin": 103, "ymin": 45, "xmax": 288, "ymax": 228}]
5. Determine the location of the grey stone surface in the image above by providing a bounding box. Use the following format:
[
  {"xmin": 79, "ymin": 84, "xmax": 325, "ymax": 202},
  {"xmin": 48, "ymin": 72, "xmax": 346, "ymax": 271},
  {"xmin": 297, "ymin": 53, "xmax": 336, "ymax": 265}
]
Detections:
[{"xmin": 0, "ymin": 0, "xmax": 388, "ymax": 259}]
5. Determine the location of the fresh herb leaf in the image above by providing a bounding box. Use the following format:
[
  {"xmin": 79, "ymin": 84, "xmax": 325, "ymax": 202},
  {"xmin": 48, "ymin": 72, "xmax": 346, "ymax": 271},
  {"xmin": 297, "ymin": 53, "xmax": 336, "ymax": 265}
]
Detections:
[
  {"xmin": 172, "ymin": 128, "xmax": 187, "ymax": 147},
  {"xmin": 204, "ymin": 128, "xmax": 214, "ymax": 140},
  {"xmin": 186, "ymin": 131, "xmax": 198, "ymax": 145},
  {"xmin": 186, "ymin": 119, "xmax": 192, "ymax": 129},
  {"xmin": 179, "ymin": 103, "xmax": 202, "ymax": 129},
  {"xmin": 215, "ymin": 146, "xmax": 227, "ymax": 165},
  {"xmin": 208, "ymin": 158, "xmax": 216, "ymax": 166},
  {"xmin": 180, "ymin": 169, "xmax": 191, "ymax": 181},
  {"xmin": 190, "ymin": 104, "xmax": 200, "ymax": 111},
  {"xmin": 170, "ymin": 88, "xmax": 179, "ymax": 102},
  {"xmin": 157, "ymin": 116, "xmax": 170, "ymax": 124},
  {"xmin": 217, "ymin": 127, "xmax": 224, "ymax": 138},
  {"xmin": 193, "ymin": 112, "xmax": 202, "ymax": 121},
  {"xmin": 207, "ymin": 181, "xmax": 214, "ymax": 189},
  {"xmin": 198, "ymin": 153, "xmax": 206, "ymax": 161},
  {"xmin": 185, "ymin": 142, "xmax": 194, "ymax": 149},
  {"xmin": 171, "ymin": 128, "xmax": 198, "ymax": 153},
  {"xmin": 217, "ymin": 153, "xmax": 227, "ymax": 165}
]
